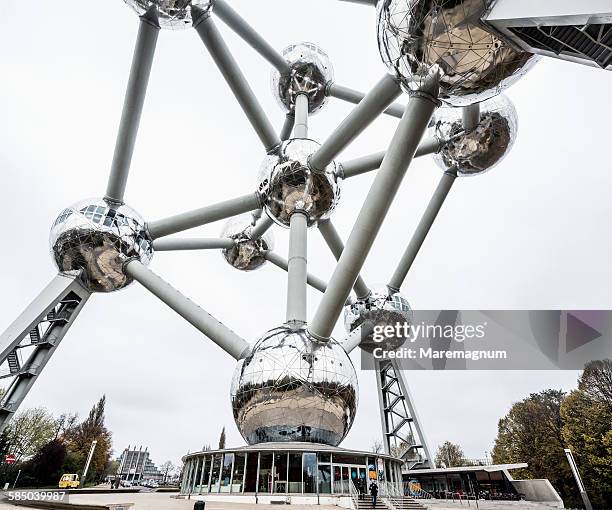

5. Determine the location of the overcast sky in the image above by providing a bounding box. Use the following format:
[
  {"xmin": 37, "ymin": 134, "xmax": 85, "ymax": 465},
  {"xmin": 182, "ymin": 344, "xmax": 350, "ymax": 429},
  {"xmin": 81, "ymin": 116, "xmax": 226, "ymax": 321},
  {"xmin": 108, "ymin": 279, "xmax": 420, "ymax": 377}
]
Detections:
[{"xmin": 1, "ymin": 0, "xmax": 610, "ymax": 468}]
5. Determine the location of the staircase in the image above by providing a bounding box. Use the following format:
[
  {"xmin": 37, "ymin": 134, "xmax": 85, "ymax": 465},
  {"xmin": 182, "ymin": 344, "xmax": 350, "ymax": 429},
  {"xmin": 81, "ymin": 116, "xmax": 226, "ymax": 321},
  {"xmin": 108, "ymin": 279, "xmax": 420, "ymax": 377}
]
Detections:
[
  {"xmin": 355, "ymin": 497, "xmax": 387, "ymax": 509},
  {"xmin": 384, "ymin": 495, "xmax": 428, "ymax": 510}
]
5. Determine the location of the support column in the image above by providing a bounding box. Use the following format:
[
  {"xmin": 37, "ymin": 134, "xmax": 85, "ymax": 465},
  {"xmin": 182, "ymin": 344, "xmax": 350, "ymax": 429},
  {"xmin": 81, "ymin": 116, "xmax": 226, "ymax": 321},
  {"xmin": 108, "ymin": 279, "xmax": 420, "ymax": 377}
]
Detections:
[
  {"xmin": 286, "ymin": 212, "xmax": 308, "ymax": 325},
  {"xmin": 124, "ymin": 260, "xmax": 250, "ymax": 359},
  {"xmin": 194, "ymin": 12, "xmax": 280, "ymax": 152},
  {"xmin": 309, "ymin": 75, "xmax": 402, "ymax": 171},
  {"xmin": 318, "ymin": 220, "xmax": 369, "ymax": 298},
  {"xmin": 0, "ymin": 274, "xmax": 90, "ymax": 433},
  {"xmin": 388, "ymin": 168, "xmax": 457, "ymax": 291},
  {"xmin": 212, "ymin": 0, "xmax": 290, "ymax": 73},
  {"xmin": 264, "ymin": 252, "xmax": 327, "ymax": 294},
  {"xmin": 293, "ymin": 94, "xmax": 309, "ymax": 138},
  {"xmin": 309, "ymin": 79, "xmax": 439, "ymax": 340},
  {"xmin": 147, "ymin": 192, "xmax": 261, "ymax": 239},
  {"xmin": 327, "ymin": 82, "xmax": 405, "ymax": 118},
  {"xmin": 105, "ymin": 7, "xmax": 160, "ymax": 204}
]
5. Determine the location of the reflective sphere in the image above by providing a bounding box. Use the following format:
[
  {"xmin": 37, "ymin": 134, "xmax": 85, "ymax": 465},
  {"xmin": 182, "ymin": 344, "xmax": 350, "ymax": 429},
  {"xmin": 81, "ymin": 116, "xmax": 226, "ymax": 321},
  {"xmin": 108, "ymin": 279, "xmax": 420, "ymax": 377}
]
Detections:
[
  {"xmin": 271, "ymin": 43, "xmax": 334, "ymax": 115},
  {"xmin": 231, "ymin": 325, "xmax": 358, "ymax": 446},
  {"xmin": 220, "ymin": 214, "xmax": 274, "ymax": 271},
  {"xmin": 123, "ymin": 0, "xmax": 211, "ymax": 30},
  {"xmin": 377, "ymin": 0, "xmax": 539, "ymax": 106},
  {"xmin": 344, "ymin": 285, "xmax": 413, "ymax": 352},
  {"xmin": 432, "ymin": 95, "xmax": 518, "ymax": 176},
  {"xmin": 50, "ymin": 198, "xmax": 153, "ymax": 292},
  {"xmin": 257, "ymin": 139, "xmax": 341, "ymax": 228}
]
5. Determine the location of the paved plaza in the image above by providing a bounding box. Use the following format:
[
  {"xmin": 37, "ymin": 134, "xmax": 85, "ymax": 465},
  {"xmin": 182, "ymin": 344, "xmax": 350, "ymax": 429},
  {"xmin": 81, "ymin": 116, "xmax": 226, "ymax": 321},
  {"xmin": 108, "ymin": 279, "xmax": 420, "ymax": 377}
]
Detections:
[{"xmin": 0, "ymin": 492, "xmax": 341, "ymax": 510}]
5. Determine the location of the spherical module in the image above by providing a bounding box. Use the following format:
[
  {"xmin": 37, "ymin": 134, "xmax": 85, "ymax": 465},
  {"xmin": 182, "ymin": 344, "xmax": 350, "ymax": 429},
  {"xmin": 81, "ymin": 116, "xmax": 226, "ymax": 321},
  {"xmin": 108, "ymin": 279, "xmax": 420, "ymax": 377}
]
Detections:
[
  {"xmin": 376, "ymin": 0, "xmax": 539, "ymax": 106},
  {"xmin": 49, "ymin": 198, "xmax": 153, "ymax": 293},
  {"xmin": 220, "ymin": 214, "xmax": 274, "ymax": 271},
  {"xmin": 123, "ymin": 0, "xmax": 212, "ymax": 30},
  {"xmin": 271, "ymin": 43, "xmax": 334, "ymax": 115},
  {"xmin": 344, "ymin": 285, "xmax": 413, "ymax": 352},
  {"xmin": 257, "ymin": 139, "xmax": 341, "ymax": 228},
  {"xmin": 432, "ymin": 94, "xmax": 518, "ymax": 176},
  {"xmin": 231, "ymin": 325, "xmax": 358, "ymax": 446}
]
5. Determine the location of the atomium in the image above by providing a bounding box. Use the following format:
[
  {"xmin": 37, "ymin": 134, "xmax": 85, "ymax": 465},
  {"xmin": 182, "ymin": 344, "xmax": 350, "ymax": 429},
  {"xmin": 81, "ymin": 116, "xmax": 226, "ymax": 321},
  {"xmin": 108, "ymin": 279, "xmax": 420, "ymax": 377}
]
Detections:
[
  {"xmin": 344, "ymin": 285, "xmax": 413, "ymax": 352},
  {"xmin": 257, "ymin": 138, "xmax": 341, "ymax": 228},
  {"xmin": 432, "ymin": 94, "xmax": 518, "ymax": 176},
  {"xmin": 49, "ymin": 198, "xmax": 153, "ymax": 292},
  {"xmin": 230, "ymin": 324, "xmax": 358, "ymax": 446},
  {"xmin": 124, "ymin": 0, "xmax": 212, "ymax": 29},
  {"xmin": 3, "ymin": 0, "xmax": 605, "ymax": 468},
  {"xmin": 220, "ymin": 214, "xmax": 274, "ymax": 271},
  {"xmin": 376, "ymin": 0, "xmax": 540, "ymax": 106},
  {"xmin": 271, "ymin": 42, "xmax": 334, "ymax": 115}
]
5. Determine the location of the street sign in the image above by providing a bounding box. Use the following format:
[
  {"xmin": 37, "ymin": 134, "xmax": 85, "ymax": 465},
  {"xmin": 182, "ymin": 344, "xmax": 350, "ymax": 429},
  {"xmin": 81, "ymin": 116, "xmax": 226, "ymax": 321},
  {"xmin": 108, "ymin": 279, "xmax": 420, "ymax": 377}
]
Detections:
[{"xmin": 5, "ymin": 455, "xmax": 15, "ymax": 465}]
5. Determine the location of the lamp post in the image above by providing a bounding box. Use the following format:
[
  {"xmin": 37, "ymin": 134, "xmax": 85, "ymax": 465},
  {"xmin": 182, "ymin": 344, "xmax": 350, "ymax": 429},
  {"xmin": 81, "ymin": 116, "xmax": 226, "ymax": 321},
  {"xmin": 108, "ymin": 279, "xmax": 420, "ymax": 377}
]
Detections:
[
  {"xmin": 80, "ymin": 440, "xmax": 98, "ymax": 489},
  {"xmin": 564, "ymin": 449, "xmax": 593, "ymax": 510}
]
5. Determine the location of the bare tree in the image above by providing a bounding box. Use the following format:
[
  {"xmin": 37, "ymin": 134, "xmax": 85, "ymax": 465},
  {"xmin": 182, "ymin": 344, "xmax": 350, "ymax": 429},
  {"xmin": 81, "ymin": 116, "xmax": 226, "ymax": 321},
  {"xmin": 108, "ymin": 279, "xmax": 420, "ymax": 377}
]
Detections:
[
  {"xmin": 371, "ymin": 439, "xmax": 383, "ymax": 454},
  {"xmin": 160, "ymin": 461, "xmax": 175, "ymax": 484}
]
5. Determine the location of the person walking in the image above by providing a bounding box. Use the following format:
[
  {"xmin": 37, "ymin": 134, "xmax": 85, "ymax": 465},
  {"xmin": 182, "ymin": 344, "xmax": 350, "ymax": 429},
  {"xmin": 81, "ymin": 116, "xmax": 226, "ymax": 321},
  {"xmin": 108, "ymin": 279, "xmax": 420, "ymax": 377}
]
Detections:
[{"xmin": 369, "ymin": 481, "xmax": 379, "ymax": 508}]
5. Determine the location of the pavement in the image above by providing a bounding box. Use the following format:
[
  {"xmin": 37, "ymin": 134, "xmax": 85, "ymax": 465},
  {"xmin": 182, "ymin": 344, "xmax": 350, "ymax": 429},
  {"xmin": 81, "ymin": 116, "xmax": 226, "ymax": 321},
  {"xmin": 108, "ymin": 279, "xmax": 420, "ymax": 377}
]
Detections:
[{"xmin": 0, "ymin": 492, "xmax": 341, "ymax": 510}]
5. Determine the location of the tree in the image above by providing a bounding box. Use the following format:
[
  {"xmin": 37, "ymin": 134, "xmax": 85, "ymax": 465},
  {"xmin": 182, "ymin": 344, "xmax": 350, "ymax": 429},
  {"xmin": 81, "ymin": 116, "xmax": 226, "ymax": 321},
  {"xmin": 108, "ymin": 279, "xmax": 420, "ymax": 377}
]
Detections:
[
  {"xmin": 371, "ymin": 440, "xmax": 383, "ymax": 454},
  {"xmin": 491, "ymin": 389, "xmax": 578, "ymax": 506},
  {"xmin": 218, "ymin": 427, "xmax": 226, "ymax": 450},
  {"xmin": 53, "ymin": 413, "xmax": 78, "ymax": 440},
  {"xmin": 435, "ymin": 441, "xmax": 467, "ymax": 468},
  {"xmin": 65, "ymin": 396, "xmax": 112, "ymax": 485},
  {"xmin": 160, "ymin": 461, "xmax": 175, "ymax": 483},
  {"xmin": 28, "ymin": 439, "xmax": 67, "ymax": 486},
  {"xmin": 4, "ymin": 408, "xmax": 56, "ymax": 461},
  {"xmin": 561, "ymin": 360, "xmax": 612, "ymax": 509},
  {"xmin": 577, "ymin": 359, "xmax": 612, "ymax": 408}
]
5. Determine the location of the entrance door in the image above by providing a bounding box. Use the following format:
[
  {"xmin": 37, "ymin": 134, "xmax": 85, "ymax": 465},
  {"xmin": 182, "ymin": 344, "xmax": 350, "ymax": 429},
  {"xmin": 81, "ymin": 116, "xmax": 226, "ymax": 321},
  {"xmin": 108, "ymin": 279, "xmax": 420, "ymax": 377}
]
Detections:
[{"xmin": 334, "ymin": 465, "xmax": 367, "ymax": 495}]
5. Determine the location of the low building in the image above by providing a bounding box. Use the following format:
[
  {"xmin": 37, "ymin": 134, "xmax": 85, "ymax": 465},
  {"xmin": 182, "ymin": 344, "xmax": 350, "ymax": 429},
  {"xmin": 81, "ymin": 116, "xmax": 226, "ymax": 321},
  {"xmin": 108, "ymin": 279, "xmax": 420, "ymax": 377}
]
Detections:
[
  {"xmin": 405, "ymin": 464, "xmax": 564, "ymax": 507},
  {"xmin": 181, "ymin": 442, "xmax": 403, "ymax": 505},
  {"xmin": 117, "ymin": 447, "xmax": 163, "ymax": 482}
]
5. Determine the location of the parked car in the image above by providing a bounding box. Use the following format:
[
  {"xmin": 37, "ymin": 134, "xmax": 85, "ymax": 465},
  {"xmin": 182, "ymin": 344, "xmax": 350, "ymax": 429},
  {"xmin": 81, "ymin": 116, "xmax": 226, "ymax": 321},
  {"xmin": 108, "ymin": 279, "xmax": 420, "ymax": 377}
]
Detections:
[{"xmin": 58, "ymin": 473, "xmax": 79, "ymax": 489}]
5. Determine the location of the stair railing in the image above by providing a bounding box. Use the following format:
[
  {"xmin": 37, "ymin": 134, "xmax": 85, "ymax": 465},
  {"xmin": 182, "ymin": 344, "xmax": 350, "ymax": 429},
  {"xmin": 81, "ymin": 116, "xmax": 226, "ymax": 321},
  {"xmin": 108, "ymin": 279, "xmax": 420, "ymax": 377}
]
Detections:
[{"xmin": 349, "ymin": 479, "xmax": 360, "ymax": 510}]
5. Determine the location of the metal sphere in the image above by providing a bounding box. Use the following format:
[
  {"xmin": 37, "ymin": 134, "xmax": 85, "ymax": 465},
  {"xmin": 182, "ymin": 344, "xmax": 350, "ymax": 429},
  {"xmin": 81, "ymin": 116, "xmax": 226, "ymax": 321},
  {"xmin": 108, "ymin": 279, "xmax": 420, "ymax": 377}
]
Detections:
[
  {"xmin": 271, "ymin": 43, "xmax": 334, "ymax": 115},
  {"xmin": 230, "ymin": 324, "xmax": 358, "ymax": 446},
  {"xmin": 49, "ymin": 198, "xmax": 153, "ymax": 293},
  {"xmin": 432, "ymin": 94, "xmax": 518, "ymax": 176},
  {"xmin": 257, "ymin": 138, "xmax": 341, "ymax": 228},
  {"xmin": 376, "ymin": 0, "xmax": 539, "ymax": 106},
  {"xmin": 123, "ymin": 0, "xmax": 211, "ymax": 30},
  {"xmin": 344, "ymin": 285, "xmax": 413, "ymax": 352},
  {"xmin": 220, "ymin": 214, "xmax": 274, "ymax": 272}
]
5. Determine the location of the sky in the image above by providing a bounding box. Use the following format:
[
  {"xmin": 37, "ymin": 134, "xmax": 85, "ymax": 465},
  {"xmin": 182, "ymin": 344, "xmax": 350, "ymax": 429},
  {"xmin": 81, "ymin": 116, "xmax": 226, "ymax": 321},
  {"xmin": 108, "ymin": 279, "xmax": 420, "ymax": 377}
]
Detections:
[{"xmin": 1, "ymin": 0, "xmax": 611, "ymax": 469}]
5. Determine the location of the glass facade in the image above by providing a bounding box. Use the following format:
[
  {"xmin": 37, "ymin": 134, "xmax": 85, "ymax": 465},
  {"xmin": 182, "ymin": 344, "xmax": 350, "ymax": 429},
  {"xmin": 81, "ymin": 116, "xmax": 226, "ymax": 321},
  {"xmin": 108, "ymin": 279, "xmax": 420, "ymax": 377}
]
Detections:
[
  {"xmin": 182, "ymin": 449, "xmax": 401, "ymax": 496},
  {"xmin": 220, "ymin": 453, "xmax": 234, "ymax": 492}
]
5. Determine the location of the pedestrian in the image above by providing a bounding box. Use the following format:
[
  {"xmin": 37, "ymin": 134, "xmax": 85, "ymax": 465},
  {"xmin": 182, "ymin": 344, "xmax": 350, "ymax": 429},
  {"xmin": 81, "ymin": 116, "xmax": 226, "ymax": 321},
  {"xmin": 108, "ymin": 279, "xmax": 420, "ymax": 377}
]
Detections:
[{"xmin": 369, "ymin": 481, "xmax": 378, "ymax": 508}]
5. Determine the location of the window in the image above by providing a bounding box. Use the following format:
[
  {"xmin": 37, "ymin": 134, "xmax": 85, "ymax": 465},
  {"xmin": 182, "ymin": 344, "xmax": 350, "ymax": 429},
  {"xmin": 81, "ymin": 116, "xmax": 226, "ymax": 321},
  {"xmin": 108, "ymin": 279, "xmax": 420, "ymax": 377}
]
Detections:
[
  {"xmin": 200, "ymin": 457, "xmax": 211, "ymax": 493},
  {"xmin": 318, "ymin": 464, "xmax": 331, "ymax": 494},
  {"xmin": 288, "ymin": 453, "xmax": 302, "ymax": 493},
  {"xmin": 220, "ymin": 453, "xmax": 234, "ymax": 492},
  {"xmin": 192, "ymin": 459, "xmax": 203, "ymax": 493},
  {"xmin": 209, "ymin": 455, "xmax": 221, "ymax": 493},
  {"xmin": 332, "ymin": 453, "xmax": 363, "ymax": 465},
  {"xmin": 232, "ymin": 453, "xmax": 246, "ymax": 493},
  {"xmin": 303, "ymin": 453, "xmax": 317, "ymax": 493},
  {"xmin": 258, "ymin": 453, "xmax": 273, "ymax": 493},
  {"xmin": 273, "ymin": 452, "xmax": 288, "ymax": 494},
  {"xmin": 319, "ymin": 452, "xmax": 331, "ymax": 463},
  {"xmin": 244, "ymin": 453, "xmax": 258, "ymax": 493}
]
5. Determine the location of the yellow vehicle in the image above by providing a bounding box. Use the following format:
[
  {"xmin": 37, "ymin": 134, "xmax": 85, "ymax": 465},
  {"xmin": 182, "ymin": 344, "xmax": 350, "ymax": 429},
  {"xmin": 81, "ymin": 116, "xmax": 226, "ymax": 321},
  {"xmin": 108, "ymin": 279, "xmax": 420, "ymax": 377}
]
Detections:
[{"xmin": 58, "ymin": 473, "xmax": 80, "ymax": 489}]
